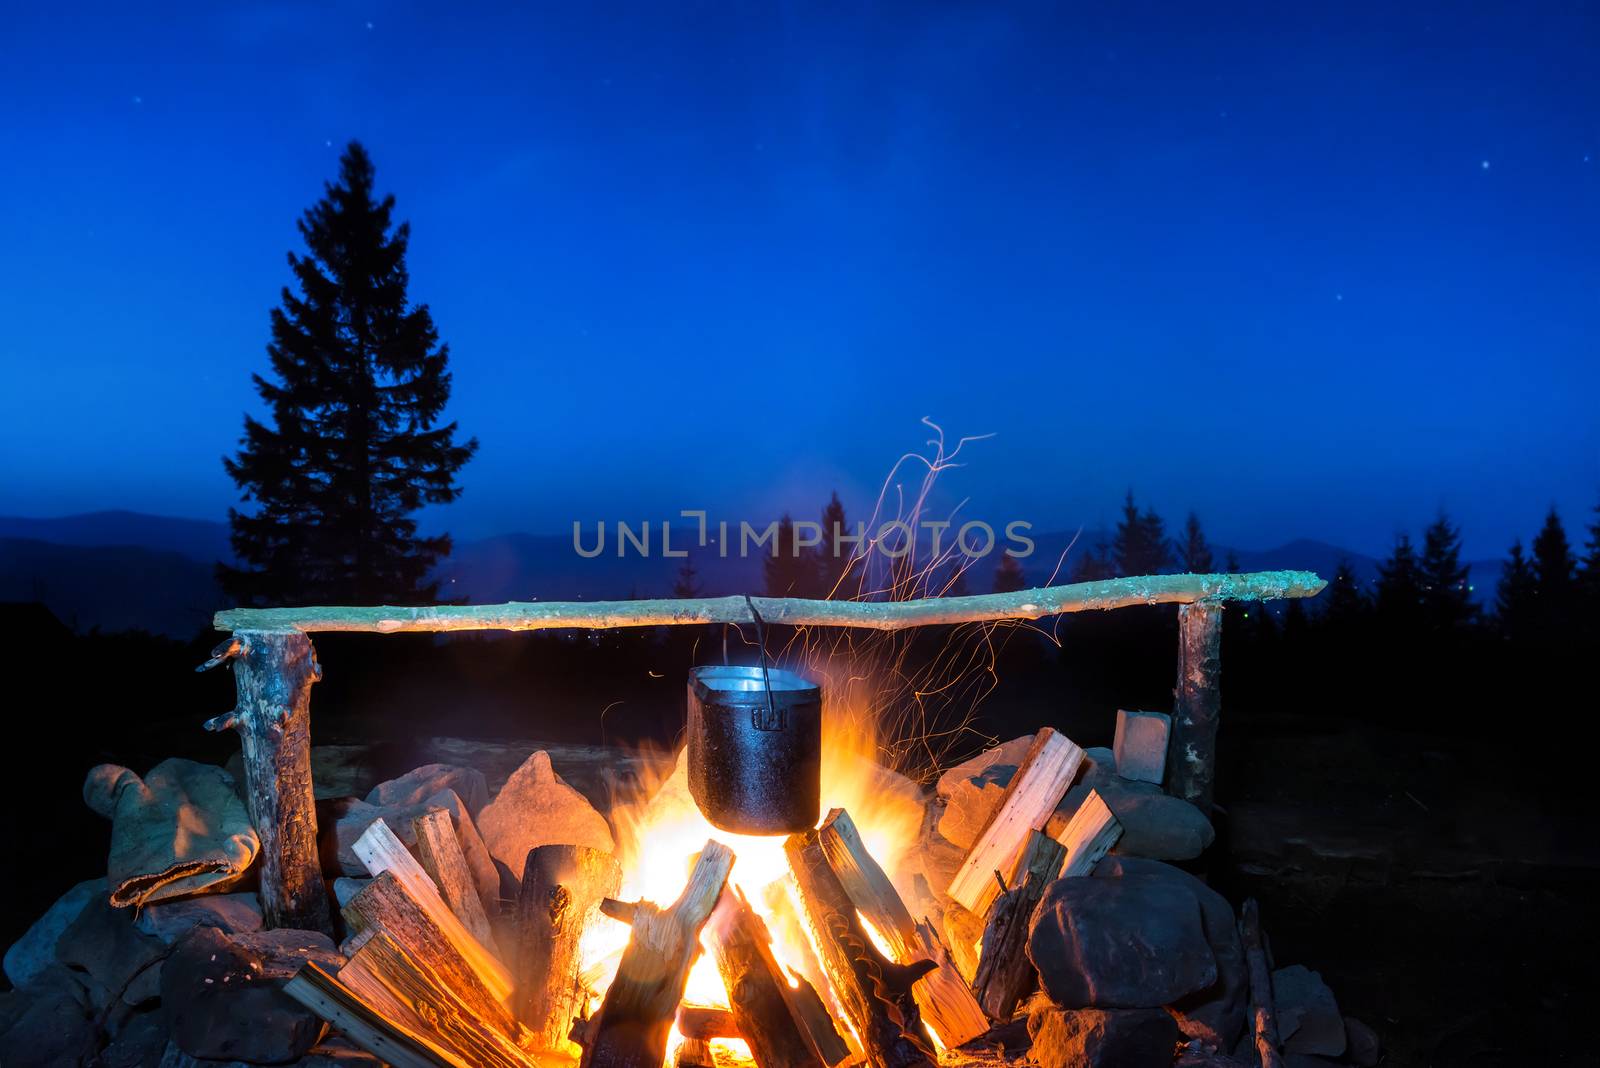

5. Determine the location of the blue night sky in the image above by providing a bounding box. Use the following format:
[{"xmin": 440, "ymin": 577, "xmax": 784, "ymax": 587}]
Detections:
[{"xmin": 1, "ymin": 2, "xmax": 1596, "ymax": 559}]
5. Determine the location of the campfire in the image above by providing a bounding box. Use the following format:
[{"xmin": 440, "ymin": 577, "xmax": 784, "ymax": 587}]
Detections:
[{"xmin": 4, "ymin": 570, "xmax": 1375, "ymax": 1068}]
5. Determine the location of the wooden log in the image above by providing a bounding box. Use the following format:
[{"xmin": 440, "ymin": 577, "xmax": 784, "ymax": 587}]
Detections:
[
  {"xmin": 1048, "ymin": 789, "xmax": 1122, "ymax": 878},
  {"xmin": 676, "ymin": 1037, "xmax": 716, "ymax": 1068},
  {"xmin": 1239, "ymin": 898, "xmax": 1284, "ymax": 1068},
  {"xmin": 413, "ymin": 808, "xmax": 498, "ymax": 953},
  {"xmin": 676, "ymin": 1005, "xmax": 739, "ymax": 1041},
  {"xmin": 342, "ymin": 871, "xmax": 518, "ymax": 1040},
  {"xmin": 946, "ymin": 728, "xmax": 1085, "ymax": 918},
  {"xmin": 940, "ymin": 902, "xmax": 984, "ymax": 986},
  {"xmin": 705, "ymin": 886, "xmax": 829, "ymax": 1068},
  {"xmin": 785, "ymin": 827, "xmax": 937, "ymax": 1068},
  {"xmin": 515, "ymin": 844, "xmax": 621, "ymax": 1052},
  {"xmin": 581, "ymin": 841, "xmax": 735, "ymax": 1068},
  {"xmin": 199, "ymin": 630, "xmax": 331, "ymax": 934},
  {"xmin": 214, "ymin": 571, "xmax": 1327, "ymax": 634},
  {"xmin": 341, "ymin": 930, "xmax": 537, "ymax": 1068},
  {"xmin": 282, "ymin": 961, "xmax": 464, "ymax": 1068},
  {"xmin": 817, "ymin": 808, "xmax": 988, "ymax": 1047},
  {"xmin": 351, "ymin": 818, "xmax": 514, "ymax": 1002},
  {"xmin": 972, "ymin": 832, "xmax": 1065, "ymax": 1021},
  {"xmin": 1168, "ymin": 600, "xmax": 1223, "ymax": 813}
]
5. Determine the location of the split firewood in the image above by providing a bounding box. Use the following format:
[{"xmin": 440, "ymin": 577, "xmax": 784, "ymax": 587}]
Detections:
[
  {"xmin": 514, "ymin": 844, "xmax": 621, "ymax": 1052},
  {"xmin": 947, "ymin": 728, "xmax": 1085, "ymax": 918},
  {"xmin": 705, "ymin": 886, "xmax": 832, "ymax": 1068},
  {"xmin": 1239, "ymin": 898, "xmax": 1285, "ymax": 1068},
  {"xmin": 676, "ymin": 1037, "xmax": 716, "ymax": 1068},
  {"xmin": 283, "ymin": 961, "xmax": 464, "ymax": 1068},
  {"xmin": 580, "ymin": 840, "xmax": 735, "ymax": 1068},
  {"xmin": 940, "ymin": 901, "xmax": 985, "ymax": 986},
  {"xmin": 342, "ymin": 871, "xmax": 518, "ymax": 1040},
  {"xmin": 341, "ymin": 930, "xmax": 537, "ymax": 1068},
  {"xmin": 351, "ymin": 818, "xmax": 514, "ymax": 1002},
  {"xmin": 413, "ymin": 808, "xmax": 499, "ymax": 953},
  {"xmin": 973, "ymin": 831, "xmax": 1065, "ymax": 1020},
  {"xmin": 1048, "ymin": 789, "xmax": 1122, "ymax": 877},
  {"xmin": 817, "ymin": 808, "xmax": 988, "ymax": 1046},
  {"xmin": 785, "ymin": 827, "xmax": 938, "ymax": 1068},
  {"xmin": 676, "ymin": 1005, "xmax": 739, "ymax": 1041}
]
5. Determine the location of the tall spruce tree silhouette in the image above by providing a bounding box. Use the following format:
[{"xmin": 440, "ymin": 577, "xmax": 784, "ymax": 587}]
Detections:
[
  {"xmin": 221, "ymin": 142, "xmax": 477, "ymax": 606},
  {"xmin": 1494, "ymin": 540, "xmax": 1536, "ymax": 640},
  {"xmin": 1418, "ymin": 513, "xmax": 1475, "ymax": 631},
  {"xmin": 1530, "ymin": 507, "xmax": 1576, "ymax": 633},
  {"xmin": 1179, "ymin": 511, "xmax": 1214, "ymax": 573},
  {"xmin": 1375, "ymin": 533, "xmax": 1424, "ymax": 630},
  {"xmin": 1111, "ymin": 490, "xmax": 1171, "ymax": 576}
]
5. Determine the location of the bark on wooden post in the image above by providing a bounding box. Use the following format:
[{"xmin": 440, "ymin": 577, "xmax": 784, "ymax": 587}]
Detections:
[
  {"xmin": 200, "ymin": 630, "xmax": 332, "ymax": 934},
  {"xmin": 1167, "ymin": 601, "xmax": 1223, "ymax": 814}
]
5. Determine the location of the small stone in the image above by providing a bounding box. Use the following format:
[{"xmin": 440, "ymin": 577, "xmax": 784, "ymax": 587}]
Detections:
[
  {"xmin": 366, "ymin": 763, "xmax": 490, "ymax": 818},
  {"xmin": 161, "ymin": 926, "xmax": 337, "ymax": 1064},
  {"xmin": 1342, "ymin": 1015, "xmax": 1380, "ymax": 1066},
  {"xmin": 1272, "ymin": 964, "xmax": 1344, "ymax": 1058},
  {"xmin": 1113, "ymin": 709, "xmax": 1171, "ymax": 784},
  {"xmin": 1027, "ymin": 1005, "xmax": 1181, "ymax": 1068},
  {"xmin": 134, "ymin": 893, "xmax": 262, "ymax": 944},
  {"xmin": 1029, "ymin": 873, "xmax": 1217, "ymax": 1008},
  {"xmin": 332, "ymin": 877, "xmax": 371, "ymax": 908},
  {"xmin": 477, "ymin": 750, "xmax": 615, "ymax": 881},
  {"xmin": 3, "ymin": 877, "xmax": 103, "ymax": 988}
]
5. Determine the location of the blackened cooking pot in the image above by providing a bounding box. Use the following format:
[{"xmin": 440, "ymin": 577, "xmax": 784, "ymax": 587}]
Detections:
[{"xmin": 686, "ymin": 664, "xmax": 822, "ymax": 835}]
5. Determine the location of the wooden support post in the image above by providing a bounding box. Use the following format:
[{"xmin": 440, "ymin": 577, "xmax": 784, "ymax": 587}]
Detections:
[
  {"xmin": 1239, "ymin": 898, "xmax": 1284, "ymax": 1068},
  {"xmin": 199, "ymin": 630, "xmax": 331, "ymax": 934},
  {"xmin": 1168, "ymin": 601, "xmax": 1223, "ymax": 813},
  {"xmin": 705, "ymin": 886, "xmax": 841, "ymax": 1068},
  {"xmin": 817, "ymin": 809, "xmax": 989, "ymax": 1046},
  {"xmin": 514, "ymin": 844, "xmax": 621, "ymax": 1052},
  {"xmin": 947, "ymin": 728, "xmax": 1085, "ymax": 918},
  {"xmin": 785, "ymin": 827, "xmax": 938, "ymax": 1068},
  {"xmin": 972, "ymin": 831, "xmax": 1064, "ymax": 1021},
  {"xmin": 581, "ymin": 841, "xmax": 735, "ymax": 1068}
]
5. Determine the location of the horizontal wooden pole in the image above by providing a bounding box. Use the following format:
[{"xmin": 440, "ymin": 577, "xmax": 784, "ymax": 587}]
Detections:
[{"xmin": 214, "ymin": 570, "xmax": 1324, "ymax": 635}]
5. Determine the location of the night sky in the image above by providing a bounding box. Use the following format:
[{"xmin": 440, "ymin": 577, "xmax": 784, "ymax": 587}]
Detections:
[{"xmin": 1, "ymin": 3, "xmax": 1595, "ymax": 559}]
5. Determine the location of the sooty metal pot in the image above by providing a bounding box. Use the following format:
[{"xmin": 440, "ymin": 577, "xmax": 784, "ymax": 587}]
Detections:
[{"xmin": 687, "ymin": 664, "xmax": 822, "ymax": 835}]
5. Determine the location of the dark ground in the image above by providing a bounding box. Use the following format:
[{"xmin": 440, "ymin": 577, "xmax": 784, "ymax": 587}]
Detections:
[{"xmin": 3, "ymin": 608, "xmax": 1595, "ymax": 1066}]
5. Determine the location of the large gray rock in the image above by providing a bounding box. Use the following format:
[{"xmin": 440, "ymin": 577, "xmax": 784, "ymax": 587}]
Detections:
[
  {"xmin": 1342, "ymin": 1015, "xmax": 1380, "ymax": 1066},
  {"xmin": 0, "ymin": 965, "xmax": 100, "ymax": 1067},
  {"xmin": 1027, "ymin": 1004, "xmax": 1181, "ymax": 1068},
  {"xmin": 161, "ymin": 926, "xmax": 340, "ymax": 1064},
  {"xmin": 99, "ymin": 1006, "xmax": 168, "ymax": 1068},
  {"xmin": 935, "ymin": 735, "xmax": 1035, "ymax": 851},
  {"xmin": 1029, "ymin": 873, "xmax": 1217, "ymax": 1008},
  {"xmin": 1095, "ymin": 857, "xmax": 1246, "ymax": 1050},
  {"xmin": 56, "ymin": 891, "xmax": 170, "ymax": 1007},
  {"xmin": 1272, "ymin": 965, "xmax": 1344, "ymax": 1057},
  {"xmin": 1048, "ymin": 748, "xmax": 1214, "ymax": 861},
  {"xmin": 366, "ymin": 763, "xmax": 489, "ymax": 818},
  {"xmin": 3, "ymin": 877, "xmax": 103, "ymax": 988},
  {"xmin": 134, "ymin": 892, "xmax": 262, "ymax": 944},
  {"xmin": 477, "ymin": 750, "xmax": 614, "ymax": 881}
]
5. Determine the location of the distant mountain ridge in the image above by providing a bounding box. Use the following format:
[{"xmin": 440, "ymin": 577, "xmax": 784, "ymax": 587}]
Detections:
[{"xmin": 0, "ymin": 510, "xmax": 1502, "ymax": 636}]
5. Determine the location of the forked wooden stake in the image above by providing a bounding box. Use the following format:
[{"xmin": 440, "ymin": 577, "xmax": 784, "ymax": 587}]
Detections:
[
  {"xmin": 580, "ymin": 841, "xmax": 735, "ymax": 1068},
  {"xmin": 972, "ymin": 831, "xmax": 1064, "ymax": 1020}
]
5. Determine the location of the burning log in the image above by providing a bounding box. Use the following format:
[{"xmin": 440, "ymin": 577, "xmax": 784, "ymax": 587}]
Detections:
[
  {"xmin": 972, "ymin": 831, "xmax": 1064, "ymax": 1021},
  {"xmin": 816, "ymin": 808, "xmax": 988, "ymax": 1045},
  {"xmin": 940, "ymin": 902, "xmax": 985, "ymax": 986},
  {"xmin": 514, "ymin": 844, "xmax": 621, "ymax": 1051},
  {"xmin": 677, "ymin": 1005, "xmax": 739, "ymax": 1041},
  {"xmin": 283, "ymin": 961, "xmax": 463, "ymax": 1068},
  {"xmin": 676, "ymin": 1037, "xmax": 716, "ymax": 1068},
  {"xmin": 581, "ymin": 840, "xmax": 735, "ymax": 1068},
  {"xmin": 198, "ymin": 631, "xmax": 332, "ymax": 934},
  {"xmin": 785, "ymin": 827, "xmax": 938, "ymax": 1068},
  {"xmin": 1168, "ymin": 601, "xmax": 1223, "ymax": 813},
  {"xmin": 705, "ymin": 886, "xmax": 844, "ymax": 1068},
  {"xmin": 342, "ymin": 871, "xmax": 518, "ymax": 1040},
  {"xmin": 412, "ymin": 808, "xmax": 498, "ymax": 952},
  {"xmin": 213, "ymin": 570, "xmax": 1327, "ymax": 634},
  {"xmin": 351, "ymin": 818, "xmax": 514, "ymax": 1002},
  {"xmin": 947, "ymin": 728, "xmax": 1085, "ymax": 918},
  {"xmin": 340, "ymin": 929, "xmax": 537, "ymax": 1068},
  {"xmin": 1239, "ymin": 898, "xmax": 1285, "ymax": 1068}
]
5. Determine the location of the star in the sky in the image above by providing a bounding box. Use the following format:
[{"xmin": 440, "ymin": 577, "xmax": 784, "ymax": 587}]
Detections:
[{"xmin": 1480, "ymin": 159, "xmax": 1491, "ymax": 170}]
